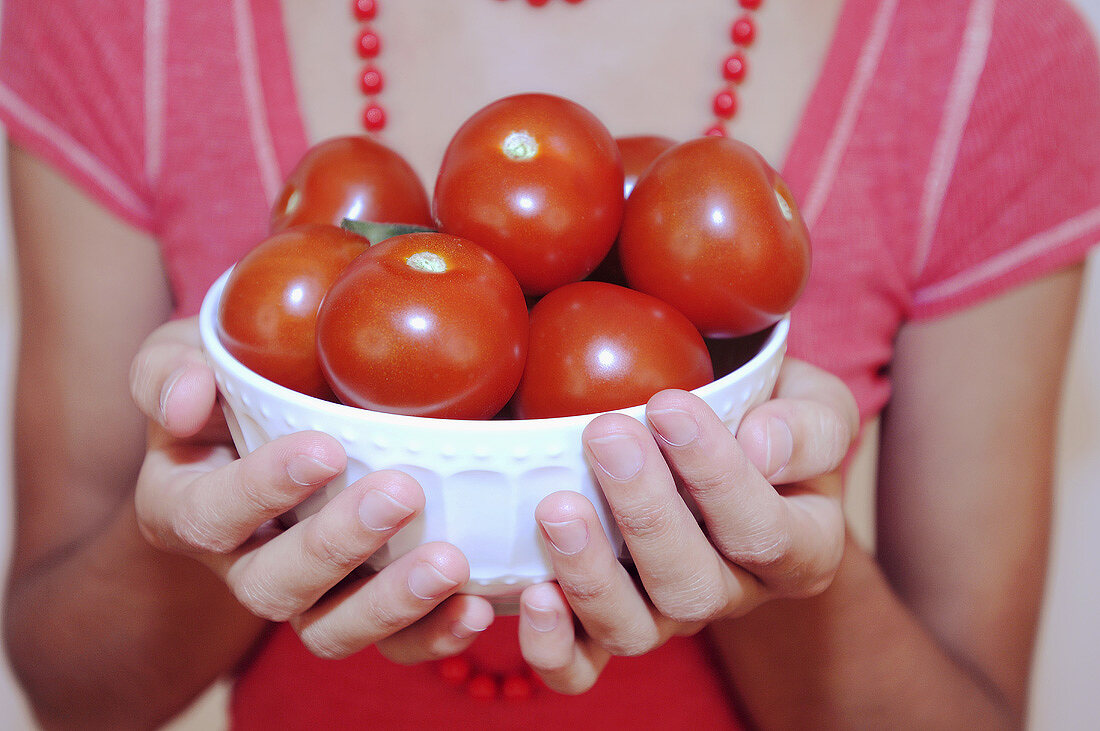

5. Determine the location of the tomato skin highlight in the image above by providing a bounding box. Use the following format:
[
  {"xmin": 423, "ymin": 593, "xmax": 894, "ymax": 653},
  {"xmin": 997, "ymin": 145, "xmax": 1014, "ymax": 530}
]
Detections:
[
  {"xmin": 618, "ymin": 136, "xmax": 811, "ymax": 338},
  {"xmin": 271, "ymin": 136, "xmax": 432, "ymax": 232},
  {"xmin": 513, "ymin": 281, "xmax": 713, "ymax": 420},
  {"xmin": 217, "ymin": 224, "xmax": 370, "ymax": 399},
  {"xmin": 433, "ymin": 93, "xmax": 625, "ymax": 296},
  {"xmin": 316, "ymin": 232, "xmax": 529, "ymax": 420}
]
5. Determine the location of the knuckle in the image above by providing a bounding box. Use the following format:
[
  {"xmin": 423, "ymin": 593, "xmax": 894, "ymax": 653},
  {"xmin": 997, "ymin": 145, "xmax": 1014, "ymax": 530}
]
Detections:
[
  {"xmin": 171, "ymin": 503, "xmax": 238, "ymax": 554},
  {"xmin": 681, "ymin": 465, "xmax": 738, "ymax": 502},
  {"xmin": 127, "ymin": 350, "xmax": 156, "ymax": 405},
  {"xmin": 233, "ymin": 575, "xmax": 298, "ymax": 622},
  {"xmin": 299, "ymin": 520, "xmax": 365, "ymax": 573},
  {"xmin": 652, "ymin": 576, "xmax": 728, "ymax": 625},
  {"xmin": 731, "ymin": 524, "xmax": 794, "ymax": 572},
  {"xmin": 358, "ymin": 597, "xmax": 409, "ymax": 640},
  {"xmin": 297, "ymin": 626, "xmax": 356, "ymax": 661},
  {"xmin": 612, "ymin": 502, "xmax": 676, "ymax": 542},
  {"xmin": 554, "ymin": 573, "xmax": 618, "ymax": 607},
  {"xmin": 815, "ymin": 409, "xmax": 851, "ymax": 472},
  {"xmin": 599, "ymin": 627, "xmax": 658, "ymax": 658},
  {"xmin": 236, "ymin": 469, "xmax": 288, "ymax": 517}
]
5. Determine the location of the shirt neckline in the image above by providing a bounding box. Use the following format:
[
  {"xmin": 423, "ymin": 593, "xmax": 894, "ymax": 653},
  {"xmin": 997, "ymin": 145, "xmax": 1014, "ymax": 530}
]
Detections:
[{"xmin": 249, "ymin": 0, "xmax": 881, "ymax": 205}]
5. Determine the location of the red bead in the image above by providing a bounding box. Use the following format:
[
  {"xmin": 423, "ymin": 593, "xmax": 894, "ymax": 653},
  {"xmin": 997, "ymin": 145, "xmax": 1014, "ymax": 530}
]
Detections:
[
  {"xmin": 352, "ymin": 0, "xmax": 377, "ymax": 21},
  {"xmin": 722, "ymin": 51, "xmax": 748, "ymax": 83},
  {"xmin": 501, "ymin": 674, "xmax": 533, "ymax": 700},
  {"xmin": 527, "ymin": 0, "xmax": 550, "ymax": 6},
  {"xmin": 362, "ymin": 103, "xmax": 386, "ymax": 131},
  {"xmin": 467, "ymin": 673, "xmax": 499, "ymax": 700},
  {"xmin": 704, "ymin": 124, "xmax": 727, "ymax": 137},
  {"xmin": 731, "ymin": 15, "xmax": 756, "ymax": 45},
  {"xmin": 712, "ymin": 89, "xmax": 738, "ymax": 119},
  {"xmin": 357, "ymin": 29, "xmax": 381, "ymax": 58},
  {"xmin": 739, "ymin": 0, "xmax": 763, "ymax": 9},
  {"xmin": 359, "ymin": 66, "xmax": 384, "ymax": 95},
  {"xmin": 437, "ymin": 656, "xmax": 471, "ymax": 686},
  {"xmin": 564, "ymin": 0, "xmax": 587, "ymax": 4}
]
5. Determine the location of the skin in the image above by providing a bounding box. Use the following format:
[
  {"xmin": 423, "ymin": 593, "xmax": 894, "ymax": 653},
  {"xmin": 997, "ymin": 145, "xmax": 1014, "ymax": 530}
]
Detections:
[{"xmin": 3, "ymin": 0, "xmax": 1080, "ymax": 728}]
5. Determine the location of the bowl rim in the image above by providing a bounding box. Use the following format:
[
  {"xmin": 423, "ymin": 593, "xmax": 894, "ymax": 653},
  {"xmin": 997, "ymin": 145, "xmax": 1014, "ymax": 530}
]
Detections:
[{"xmin": 198, "ymin": 265, "xmax": 789, "ymax": 433}]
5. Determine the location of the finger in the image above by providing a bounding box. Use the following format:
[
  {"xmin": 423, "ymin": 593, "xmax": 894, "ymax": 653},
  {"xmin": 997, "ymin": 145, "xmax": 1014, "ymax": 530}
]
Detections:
[
  {"xmin": 534, "ymin": 490, "xmax": 665, "ymax": 652},
  {"xmin": 518, "ymin": 582, "xmax": 608, "ymax": 695},
  {"xmin": 216, "ymin": 470, "xmax": 423, "ymax": 622},
  {"xmin": 129, "ymin": 317, "xmax": 219, "ymax": 438},
  {"xmin": 735, "ymin": 358, "xmax": 859, "ymax": 484},
  {"xmin": 376, "ymin": 593, "xmax": 496, "ymax": 665},
  {"xmin": 136, "ymin": 430, "xmax": 346, "ymax": 555},
  {"xmin": 290, "ymin": 542, "xmax": 471, "ymax": 660},
  {"xmin": 581, "ymin": 413, "xmax": 750, "ymax": 622},
  {"xmin": 646, "ymin": 389, "xmax": 845, "ymax": 598}
]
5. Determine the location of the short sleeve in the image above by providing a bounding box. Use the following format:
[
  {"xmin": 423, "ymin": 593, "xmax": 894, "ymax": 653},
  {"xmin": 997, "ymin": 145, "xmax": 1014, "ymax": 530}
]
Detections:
[
  {"xmin": 910, "ymin": 0, "xmax": 1100, "ymax": 319},
  {"xmin": 0, "ymin": 0, "xmax": 154, "ymax": 231}
]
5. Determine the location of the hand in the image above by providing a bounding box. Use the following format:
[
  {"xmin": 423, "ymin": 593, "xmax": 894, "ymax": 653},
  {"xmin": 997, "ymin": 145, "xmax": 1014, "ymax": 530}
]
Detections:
[
  {"xmin": 515, "ymin": 358, "xmax": 858, "ymax": 693},
  {"xmin": 128, "ymin": 317, "xmax": 495, "ymax": 663}
]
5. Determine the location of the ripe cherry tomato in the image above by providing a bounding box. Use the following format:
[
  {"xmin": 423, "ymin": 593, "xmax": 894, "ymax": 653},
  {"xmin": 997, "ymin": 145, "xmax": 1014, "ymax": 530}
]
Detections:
[
  {"xmin": 617, "ymin": 134, "xmax": 677, "ymax": 198},
  {"xmin": 316, "ymin": 232, "xmax": 529, "ymax": 419},
  {"xmin": 271, "ymin": 136, "xmax": 432, "ymax": 232},
  {"xmin": 513, "ymin": 281, "xmax": 713, "ymax": 419},
  {"xmin": 588, "ymin": 134, "xmax": 679, "ymax": 287},
  {"xmin": 618, "ymin": 136, "xmax": 811, "ymax": 338},
  {"xmin": 217, "ymin": 224, "xmax": 370, "ymax": 399},
  {"xmin": 433, "ymin": 93, "xmax": 624, "ymax": 296}
]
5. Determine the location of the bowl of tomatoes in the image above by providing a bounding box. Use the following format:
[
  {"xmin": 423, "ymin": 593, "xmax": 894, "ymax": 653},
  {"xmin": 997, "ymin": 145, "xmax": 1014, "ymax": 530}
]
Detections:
[{"xmin": 199, "ymin": 93, "xmax": 810, "ymax": 599}]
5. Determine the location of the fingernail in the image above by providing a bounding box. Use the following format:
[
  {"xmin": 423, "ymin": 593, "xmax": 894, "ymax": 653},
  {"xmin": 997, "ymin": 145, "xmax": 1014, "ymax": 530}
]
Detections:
[
  {"xmin": 648, "ymin": 408, "xmax": 698, "ymax": 447},
  {"xmin": 765, "ymin": 417, "xmax": 794, "ymax": 480},
  {"xmin": 540, "ymin": 519, "xmax": 589, "ymax": 555},
  {"xmin": 522, "ymin": 602, "xmax": 559, "ymax": 633},
  {"xmin": 451, "ymin": 616, "xmax": 491, "ymax": 640},
  {"xmin": 159, "ymin": 367, "xmax": 186, "ymax": 422},
  {"xmin": 358, "ymin": 489, "xmax": 415, "ymax": 531},
  {"xmin": 587, "ymin": 434, "xmax": 643, "ymax": 480},
  {"xmin": 287, "ymin": 454, "xmax": 340, "ymax": 486},
  {"xmin": 408, "ymin": 562, "xmax": 460, "ymax": 600}
]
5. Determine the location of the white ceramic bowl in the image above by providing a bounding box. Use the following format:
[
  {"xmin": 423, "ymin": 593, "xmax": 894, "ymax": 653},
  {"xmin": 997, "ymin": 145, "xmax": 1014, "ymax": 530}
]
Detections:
[{"xmin": 199, "ymin": 267, "xmax": 787, "ymax": 599}]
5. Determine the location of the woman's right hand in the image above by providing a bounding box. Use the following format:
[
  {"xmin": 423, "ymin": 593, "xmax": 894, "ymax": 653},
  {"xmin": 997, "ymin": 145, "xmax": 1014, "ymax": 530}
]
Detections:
[{"xmin": 128, "ymin": 317, "xmax": 495, "ymax": 663}]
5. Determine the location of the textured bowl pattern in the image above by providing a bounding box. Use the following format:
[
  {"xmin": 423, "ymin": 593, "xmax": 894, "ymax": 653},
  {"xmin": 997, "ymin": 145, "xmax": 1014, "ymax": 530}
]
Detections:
[{"xmin": 200, "ymin": 267, "xmax": 787, "ymax": 596}]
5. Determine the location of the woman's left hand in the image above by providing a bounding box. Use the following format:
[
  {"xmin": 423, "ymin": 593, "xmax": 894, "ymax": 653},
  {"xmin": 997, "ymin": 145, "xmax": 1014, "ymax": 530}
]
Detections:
[{"xmin": 517, "ymin": 357, "xmax": 859, "ymax": 694}]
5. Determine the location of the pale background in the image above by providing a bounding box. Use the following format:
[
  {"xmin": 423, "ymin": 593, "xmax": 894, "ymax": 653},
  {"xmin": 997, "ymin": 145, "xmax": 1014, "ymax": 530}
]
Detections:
[{"xmin": 2, "ymin": 2, "xmax": 1100, "ymax": 729}]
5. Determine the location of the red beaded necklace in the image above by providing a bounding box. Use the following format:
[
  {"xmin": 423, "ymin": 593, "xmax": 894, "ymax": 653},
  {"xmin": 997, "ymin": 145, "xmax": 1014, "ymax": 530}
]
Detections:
[
  {"xmin": 346, "ymin": 0, "xmax": 763, "ymax": 702},
  {"xmin": 351, "ymin": 0, "xmax": 763, "ymax": 137}
]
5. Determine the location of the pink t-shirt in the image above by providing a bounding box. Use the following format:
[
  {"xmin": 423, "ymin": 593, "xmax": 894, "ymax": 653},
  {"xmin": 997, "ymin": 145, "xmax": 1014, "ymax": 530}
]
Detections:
[{"xmin": 3, "ymin": 0, "xmax": 1099, "ymax": 727}]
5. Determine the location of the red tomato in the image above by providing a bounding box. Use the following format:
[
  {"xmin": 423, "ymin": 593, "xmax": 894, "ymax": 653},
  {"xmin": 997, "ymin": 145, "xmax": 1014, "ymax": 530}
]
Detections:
[
  {"xmin": 587, "ymin": 134, "xmax": 679, "ymax": 287},
  {"xmin": 271, "ymin": 136, "xmax": 432, "ymax": 232},
  {"xmin": 433, "ymin": 93, "xmax": 624, "ymax": 296},
  {"xmin": 618, "ymin": 136, "xmax": 811, "ymax": 338},
  {"xmin": 513, "ymin": 281, "xmax": 713, "ymax": 419},
  {"xmin": 316, "ymin": 232, "xmax": 529, "ymax": 419},
  {"xmin": 217, "ymin": 224, "xmax": 370, "ymax": 399},
  {"xmin": 617, "ymin": 134, "xmax": 677, "ymax": 198}
]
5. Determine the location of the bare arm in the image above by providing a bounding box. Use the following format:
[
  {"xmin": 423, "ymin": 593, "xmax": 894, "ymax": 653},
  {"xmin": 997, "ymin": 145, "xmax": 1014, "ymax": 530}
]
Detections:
[
  {"xmin": 2, "ymin": 145, "xmax": 267, "ymax": 730},
  {"xmin": 5, "ymin": 144, "xmax": 500, "ymax": 728},
  {"xmin": 707, "ymin": 265, "xmax": 1082, "ymax": 728}
]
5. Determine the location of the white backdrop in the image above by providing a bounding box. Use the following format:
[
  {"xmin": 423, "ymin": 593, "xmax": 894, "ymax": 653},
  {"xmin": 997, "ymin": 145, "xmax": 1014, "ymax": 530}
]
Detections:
[{"xmin": 2, "ymin": 2, "xmax": 1100, "ymax": 729}]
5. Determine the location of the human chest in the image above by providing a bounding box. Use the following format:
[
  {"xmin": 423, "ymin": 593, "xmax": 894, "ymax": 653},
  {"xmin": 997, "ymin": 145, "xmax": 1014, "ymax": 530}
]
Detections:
[{"xmin": 278, "ymin": 0, "xmax": 845, "ymax": 184}]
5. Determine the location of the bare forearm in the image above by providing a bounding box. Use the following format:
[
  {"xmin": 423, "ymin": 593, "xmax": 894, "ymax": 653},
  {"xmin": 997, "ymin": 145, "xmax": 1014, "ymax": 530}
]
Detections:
[
  {"xmin": 4, "ymin": 496, "xmax": 265, "ymax": 731},
  {"xmin": 708, "ymin": 534, "xmax": 1021, "ymax": 730}
]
